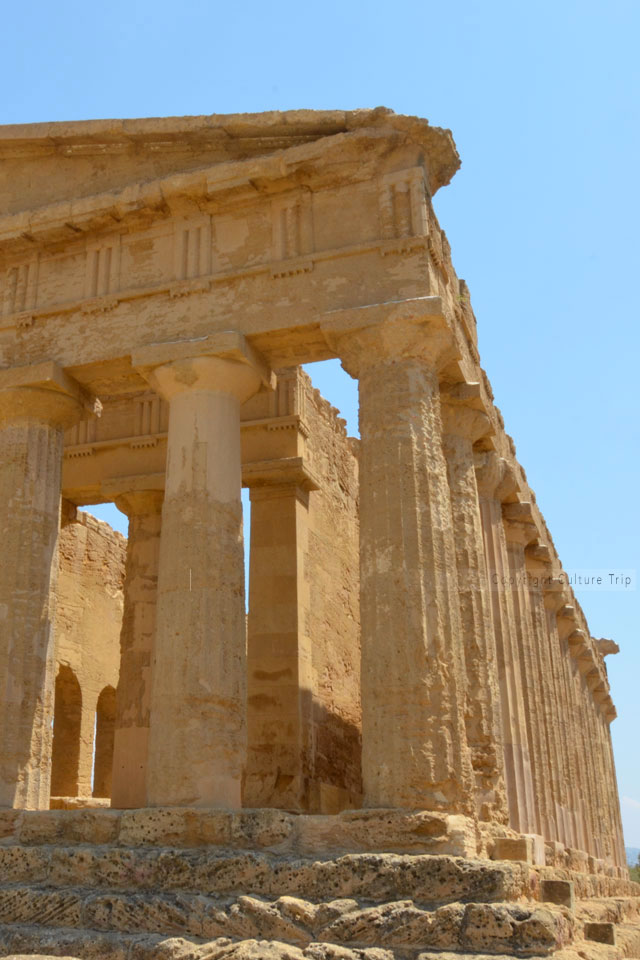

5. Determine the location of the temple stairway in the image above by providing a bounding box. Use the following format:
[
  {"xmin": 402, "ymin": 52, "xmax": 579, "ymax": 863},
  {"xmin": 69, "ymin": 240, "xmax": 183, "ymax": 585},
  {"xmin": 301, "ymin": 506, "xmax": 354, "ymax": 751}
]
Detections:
[{"xmin": 0, "ymin": 809, "xmax": 638, "ymax": 960}]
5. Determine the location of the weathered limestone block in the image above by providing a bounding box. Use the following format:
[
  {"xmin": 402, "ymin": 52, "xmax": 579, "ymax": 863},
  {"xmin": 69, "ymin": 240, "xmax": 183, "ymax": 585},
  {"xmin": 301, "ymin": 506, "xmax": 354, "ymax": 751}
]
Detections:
[
  {"xmin": 492, "ymin": 836, "xmax": 535, "ymax": 864},
  {"xmin": 0, "ymin": 366, "xmax": 91, "ymax": 809},
  {"xmin": 583, "ymin": 921, "xmax": 616, "ymax": 944},
  {"xmin": 294, "ymin": 810, "xmax": 476, "ymax": 858},
  {"xmin": 323, "ymin": 303, "xmax": 474, "ymax": 814},
  {"xmin": 541, "ymin": 879, "xmax": 575, "ymax": 909}
]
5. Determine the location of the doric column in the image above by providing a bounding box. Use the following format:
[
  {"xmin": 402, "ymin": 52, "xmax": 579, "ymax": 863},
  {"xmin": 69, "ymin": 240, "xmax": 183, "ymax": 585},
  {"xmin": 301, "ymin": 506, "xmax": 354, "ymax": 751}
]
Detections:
[
  {"xmin": 502, "ymin": 506, "xmax": 550, "ymax": 841},
  {"xmin": 572, "ymin": 634, "xmax": 603, "ymax": 857},
  {"xmin": 244, "ymin": 460, "xmax": 318, "ymax": 811},
  {"xmin": 600, "ymin": 711, "xmax": 627, "ymax": 869},
  {"xmin": 106, "ymin": 477, "xmax": 163, "ymax": 809},
  {"xmin": 440, "ymin": 388, "xmax": 508, "ymax": 822},
  {"xmin": 572, "ymin": 629, "xmax": 623, "ymax": 864},
  {"xmin": 0, "ymin": 363, "xmax": 95, "ymax": 808},
  {"xmin": 524, "ymin": 545, "xmax": 565, "ymax": 845},
  {"xmin": 556, "ymin": 605, "xmax": 594, "ymax": 854},
  {"xmin": 474, "ymin": 452, "xmax": 536, "ymax": 834},
  {"xmin": 133, "ymin": 333, "xmax": 272, "ymax": 807},
  {"xmin": 323, "ymin": 302, "xmax": 474, "ymax": 813},
  {"xmin": 542, "ymin": 578, "xmax": 579, "ymax": 848}
]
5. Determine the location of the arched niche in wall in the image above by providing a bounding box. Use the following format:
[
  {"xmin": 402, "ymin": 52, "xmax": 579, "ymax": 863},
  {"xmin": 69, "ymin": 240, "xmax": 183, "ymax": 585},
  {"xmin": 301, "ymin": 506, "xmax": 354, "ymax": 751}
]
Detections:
[
  {"xmin": 93, "ymin": 685, "xmax": 116, "ymax": 800},
  {"xmin": 50, "ymin": 665, "xmax": 82, "ymax": 798}
]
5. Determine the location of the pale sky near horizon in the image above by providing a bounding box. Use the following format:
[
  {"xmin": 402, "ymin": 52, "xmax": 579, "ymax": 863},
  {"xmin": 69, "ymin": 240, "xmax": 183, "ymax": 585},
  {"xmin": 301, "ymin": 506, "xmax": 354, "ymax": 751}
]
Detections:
[{"xmin": 2, "ymin": 0, "xmax": 639, "ymax": 847}]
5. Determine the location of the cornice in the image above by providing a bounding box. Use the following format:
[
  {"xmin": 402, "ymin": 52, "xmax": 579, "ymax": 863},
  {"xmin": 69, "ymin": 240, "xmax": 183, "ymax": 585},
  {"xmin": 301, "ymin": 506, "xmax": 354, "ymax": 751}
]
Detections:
[
  {"xmin": 0, "ymin": 128, "xmax": 401, "ymax": 257},
  {"xmin": 0, "ymin": 108, "xmax": 459, "ymax": 188}
]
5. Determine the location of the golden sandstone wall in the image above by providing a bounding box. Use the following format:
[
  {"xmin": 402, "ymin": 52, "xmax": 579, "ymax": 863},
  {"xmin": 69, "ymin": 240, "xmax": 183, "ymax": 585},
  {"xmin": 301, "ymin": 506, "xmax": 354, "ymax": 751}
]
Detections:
[{"xmin": 52, "ymin": 510, "xmax": 125, "ymax": 801}]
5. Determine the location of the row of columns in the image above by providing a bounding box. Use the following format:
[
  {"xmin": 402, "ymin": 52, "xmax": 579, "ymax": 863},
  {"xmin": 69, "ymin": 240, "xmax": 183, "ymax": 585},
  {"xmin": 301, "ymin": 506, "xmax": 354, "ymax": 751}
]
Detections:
[
  {"xmin": 0, "ymin": 316, "xmax": 625, "ymax": 869},
  {"xmin": 474, "ymin": 453, "xmax": 624, "ymax": 862}
]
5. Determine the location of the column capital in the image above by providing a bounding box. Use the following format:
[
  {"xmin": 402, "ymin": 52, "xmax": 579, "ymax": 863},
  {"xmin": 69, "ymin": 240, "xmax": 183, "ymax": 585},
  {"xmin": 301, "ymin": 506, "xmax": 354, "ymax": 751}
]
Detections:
[
  {"xmin": 503, "ymin": 518, "xmax": 538, "ymax": 546},
  {"xmin": 556, "ymin": 603, "xmax": 579, "ymax": 640},
  {"xmin": 542, "ymin": 575, "xmax": 568, "ymax": 612},
  {"xmin": 321, "ymin": 297, "xmax": 459, "ymax": 378},
  {"xmin": 474, "ymin": 451, "xmax": 520, "ymax": 501},
  {"xmin": 0, "ymin": 361, "xmax": 100, "ymax": 428},
  {"xmin": 525, "ymin": 542, "xmax": 552, "ymax": 575},
  {"xmin": 102, "ymin": 474, "xmax": 164, "ymax": 517},
  {"xmin": 132, "ymin": 331, "xmax": 275, "ymax": 404},
  {"xmin": 502, "ymin": 502, "xmax": 538, "ymax": 546},
  {"xmin": 115, "ymin": 491, "xmax": 164, "ymax": 518},
  {"xmin": 440, "ymin": 382, "xmax": 493, "ymax": 444}
]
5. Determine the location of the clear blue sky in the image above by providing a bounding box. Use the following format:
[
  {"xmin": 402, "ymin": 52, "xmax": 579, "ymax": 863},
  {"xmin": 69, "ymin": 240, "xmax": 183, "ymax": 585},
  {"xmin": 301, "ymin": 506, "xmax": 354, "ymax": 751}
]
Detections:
[{"xmin": 3, "ymin": 0, "xmax": 638, "ymax": 845}]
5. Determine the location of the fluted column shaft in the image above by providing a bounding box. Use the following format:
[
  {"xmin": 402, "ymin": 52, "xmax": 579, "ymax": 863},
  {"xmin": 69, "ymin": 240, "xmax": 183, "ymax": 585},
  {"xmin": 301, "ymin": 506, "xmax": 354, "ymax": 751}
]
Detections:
[
  {"xmin": 524, "ymin": 550, "xmax": 564, "ymax": 844},
  {"xmin": 569, "ymin": 632, "xmax": 625, "ymax": 868},
  {"xmin": 556, "ymin": 608, "xmax": 597, "ymax": 855},
  {"xmin": 475, "ymin": 453, "xmax": 535, "ymax": 834},
  {"xmin": 441, "ymin": 401, "xmax": 507, "ymax": 822},
  {"xmin": 593, "ymin": 708, "xmax": 615, "ymax": 858},
  {"xmin": 574, "ymin": 636, "xmax": 621, "ymax": 863},
  {"xmin": 600, "ymin": 714, "xmax": 626, "ymax": 869},
  {"xmin": 502, "ymin": 517, "xmax": 549, "ymax": 840},
  {"xmin": 568, "ymin": 650, "xmax": 598, "ymax": 853},
  {"xmin": 543, "ymin": 586, "xmax": 579, "ymax": 848},
  {"xmin": 141, "ymin": 353, "xmax": 263, "ymax": 807},
  {"xmin": 0, "ymin": 383, "xmax": 86, "ymax": 808},
  {"xmin": 552, "ymin": 603, "xmax": 587, "ymax": 851},
  {"xmin": 111, "ymin": 488, "xmax": 163, "ymax": 809},
  {"xmin": 328, "ymin": 314, "xmax": 474, "ymax": 813}
]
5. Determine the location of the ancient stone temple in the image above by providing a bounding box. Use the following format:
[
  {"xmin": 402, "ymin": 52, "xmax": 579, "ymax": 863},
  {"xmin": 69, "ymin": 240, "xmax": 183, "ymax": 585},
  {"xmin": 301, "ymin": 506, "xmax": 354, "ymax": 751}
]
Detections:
[{"xmin": 0, "ymin": 108, "xmax": 637, "ymax": 959}]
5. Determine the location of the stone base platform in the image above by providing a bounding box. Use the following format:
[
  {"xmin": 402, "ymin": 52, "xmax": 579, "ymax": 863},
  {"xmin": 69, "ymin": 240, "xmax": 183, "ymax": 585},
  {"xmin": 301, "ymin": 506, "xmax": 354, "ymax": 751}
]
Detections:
[
  {"xmin": 0, "ymin": 809, "xmax": 638, "ymax": 960},
  {"xmin": 1, "ymin": 808, "xmax": 479, "ymax": 860}
]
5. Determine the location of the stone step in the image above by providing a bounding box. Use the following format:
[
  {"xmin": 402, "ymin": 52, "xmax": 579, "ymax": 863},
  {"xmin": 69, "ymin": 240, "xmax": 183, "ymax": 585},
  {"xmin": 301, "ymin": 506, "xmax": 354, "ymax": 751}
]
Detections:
[
  {"xmin": 0, "ymin": 808, "xmax": 478, "ymax": 859},
  {"xmin": 0, "ymin": 884, "xmax": 574, "ymax": 954},
  {"xmin": 0, "ymin": 891, "xmax": 574, "ymax": 960},
  {"xmin": 577, "ymin": 898, "xmax": 640, "ymax": 926},
  {"xmin": 615, "ymin": 922, "xmax": 640, "ymax": 958},
  {"xmin": 539, "ymin": 869, "xmax": 640, "ymax": 901},
  {"xmin": 0, "ymin": 927, "xmax": 562, "ymax": 960},
  {"xmin": 0, "ymin": 847, "xmax": 530, "ymax": 905}
]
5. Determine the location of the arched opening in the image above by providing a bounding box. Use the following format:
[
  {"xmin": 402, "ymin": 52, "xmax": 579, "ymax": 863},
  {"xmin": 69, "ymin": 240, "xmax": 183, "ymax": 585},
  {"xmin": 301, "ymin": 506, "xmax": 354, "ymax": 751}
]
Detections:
[
  {"xmin": 93, "ymin": 685, "xmax": 116, "ymax": 799},
  {"xmin": 50, "ymin": 665, "xmax": 82, "ymax": 798}
]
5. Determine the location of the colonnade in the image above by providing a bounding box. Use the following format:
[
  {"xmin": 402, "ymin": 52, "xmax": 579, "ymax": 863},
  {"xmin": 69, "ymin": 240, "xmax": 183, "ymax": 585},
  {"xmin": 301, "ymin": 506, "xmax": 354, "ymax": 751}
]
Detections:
[{"xmin": 0, "ymin": 318, "xmax": 626, "ymax": 870}]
